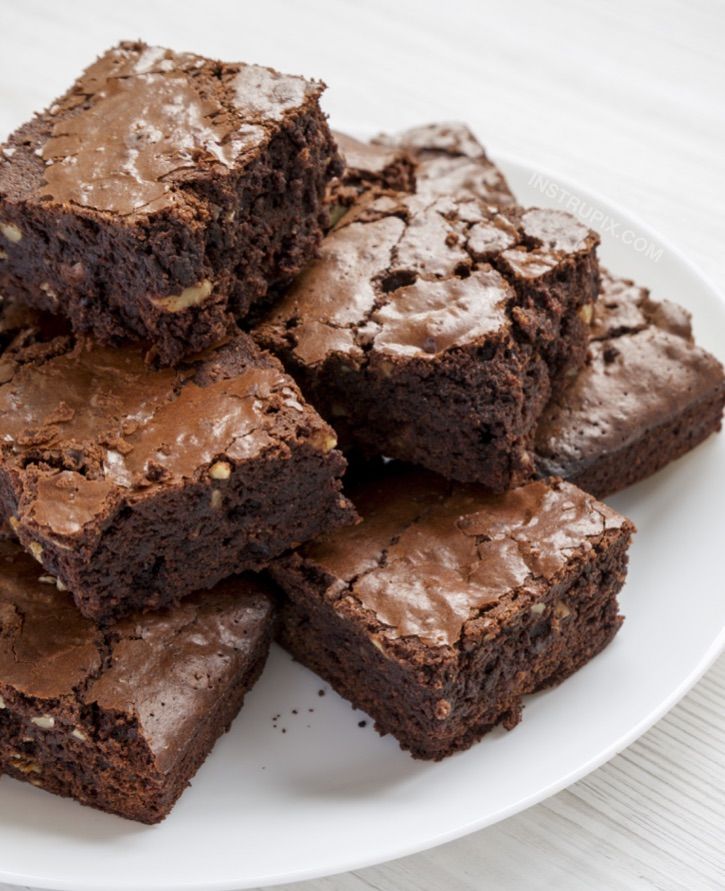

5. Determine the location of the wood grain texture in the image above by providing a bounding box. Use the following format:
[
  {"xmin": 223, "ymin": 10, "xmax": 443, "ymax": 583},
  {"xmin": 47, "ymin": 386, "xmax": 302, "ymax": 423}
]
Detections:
[{"xmin": 0, "ymin": 0, "xmax": 723, "ymax": 888}]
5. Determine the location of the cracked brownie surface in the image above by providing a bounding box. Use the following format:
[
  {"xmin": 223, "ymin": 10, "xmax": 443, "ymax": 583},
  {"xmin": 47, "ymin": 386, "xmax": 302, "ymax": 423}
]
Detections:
[
  {"xmin": 535, "ymin": 270, "xmax": 725, "ymax": 496},
  {"xmin": 0, "ymin": 537, "xmax": 275, "ymax": 822},
  {"xmin": 373, "ymin": 121, "xmax": 516, "ymax": 206},
  {"xmin": 326, "ymin": 131, "xmax": 416, "ymax": 221},
  {"xmin": 0, "ymin": 41, "xmax": 341, "ymax": 364},
  {"xmin": 0, "ymin": 307, "xmax": 355, "ymax": 623},
  {"xmin": 254, "ymin": 191, "xmax": 599, "ymax": 489},
  {"xmin": 271, "ymin": 465, "xmax": 634, "ymax": 759}
]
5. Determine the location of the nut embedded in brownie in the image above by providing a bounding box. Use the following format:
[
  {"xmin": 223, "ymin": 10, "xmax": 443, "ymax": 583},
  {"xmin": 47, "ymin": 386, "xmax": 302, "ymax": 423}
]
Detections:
[
  {"xmin": 535, "ymin": 270, "xmax": 725, "ymax": 497},
  {"xmin": 0, "ymin": 41, "xmax": 341, "ymax": 365},
  {"xmin": 270, "ymin": 465, "xmax": 634, "ymax": 761},
  {"xmin": 0, "ymin": 306, "xmax": 355, "ymax": 624},
  {"xmin": 254, "ymin": 191, "xmax": 599, "ymax": 490}
]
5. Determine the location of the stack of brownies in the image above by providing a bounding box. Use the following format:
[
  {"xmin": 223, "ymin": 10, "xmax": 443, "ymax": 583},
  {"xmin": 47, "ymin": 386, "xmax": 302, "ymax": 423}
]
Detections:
[{"xmin": 0, "ymin": 44, "xmax": 723, "ymax": 823}]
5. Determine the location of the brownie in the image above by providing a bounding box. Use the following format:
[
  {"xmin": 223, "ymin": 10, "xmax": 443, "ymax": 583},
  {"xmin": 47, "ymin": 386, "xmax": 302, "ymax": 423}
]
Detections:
[
  {"xmin": 271, "ymin": 465, "xmax": 634, "ymax": 760},
  {"xmin": 373, "ymin": 121, "xmax": 516, "ymax": 206},
  {"xmin": 0, "ymin": 41, "xmax": 341, "ymax": 365},
  {"xmin": 326, "ymin": 131, "xmax": 415, "ymax": 224},
  {"xmin": 535, "ymin": 271, "xmax": 725, "ymax": 497},
  {"xmin": 254, "ymin": 192, "xmax": 599, "ymax": 490},
  {"xmin": 0, "ymin": 309, "xmax": 355, "ymax": 623},
  {"xmin": 373, "ymin": 123, "xmax": 593, "ymax": 388},
  {"xmin": 0, "ymin": 538, "xmax": 274, "ymax": 823}
]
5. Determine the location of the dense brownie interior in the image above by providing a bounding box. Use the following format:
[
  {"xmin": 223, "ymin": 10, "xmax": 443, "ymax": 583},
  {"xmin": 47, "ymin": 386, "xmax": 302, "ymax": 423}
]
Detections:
[{"xmin": 326, "ymin": 131, "xmax": 416, "ymax": 222}]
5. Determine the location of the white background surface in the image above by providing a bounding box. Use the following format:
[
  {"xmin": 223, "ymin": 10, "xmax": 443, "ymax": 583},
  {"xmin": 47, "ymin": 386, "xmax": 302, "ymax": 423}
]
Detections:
[{"xmin": 0, "ymin": 1, "xmax": 724, "ymax": 889}]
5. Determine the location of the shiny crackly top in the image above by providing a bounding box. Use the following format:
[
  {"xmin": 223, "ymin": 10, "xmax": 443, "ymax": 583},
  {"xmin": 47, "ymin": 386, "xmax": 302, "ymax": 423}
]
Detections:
[
  {"xmin": 256, "ymin": 192, "xmax": 595, "ymax": 367},
  {"xmin": 296, "ymin": 471, "xmax": 627, "ymax": 648},
  {"xmin": 24, "ymin": 42, "xmax": 321, "ymax": 215},
  {"xmin": 374, "ymin": 121, "xmax": 516, "ymax": 206},
  {"xmin": 326, "ymin": 132, "xmax": 415, "ymax": 222},
  {"xmin": 334, "ymin": 131, "xmax": 410, "ymax": 180},
  {"xmin": 0, "ymin": 331, "xmax": 327, "ymax": 542},
  {"xmin": 0, "ymin": 538, "xmax": 273, "ymax": 773},
  {"xmin": 535, "ymin": 271, "xmax": 725, "ymax": 464}
]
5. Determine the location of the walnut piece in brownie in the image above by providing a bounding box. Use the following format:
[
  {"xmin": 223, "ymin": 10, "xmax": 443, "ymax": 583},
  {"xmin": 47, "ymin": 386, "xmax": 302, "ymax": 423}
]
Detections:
[
  {"xmin": 0, "ymin": 41, "xmax": 341, "ymax": 365},
  {"xmin": 535, "ymin": 270, "xmax": 725, "ymax": 497},
  {"xmin": 0, "ymin": 538, "xmax": 275, "ymax": 823},
  {"xmin": 254, "ymin": 192, "xmax": 599, "ymax": 490},
  {"xmin": 374, "ymin": 121, "xmax": 516, "ymax": 206},
  {"xmin": 271, "ymin": 465, "xmax": 634, "ymax": 760},
  {"xmin": 0, "ymin": 308, "xmax": 355, "ymax": 624}
]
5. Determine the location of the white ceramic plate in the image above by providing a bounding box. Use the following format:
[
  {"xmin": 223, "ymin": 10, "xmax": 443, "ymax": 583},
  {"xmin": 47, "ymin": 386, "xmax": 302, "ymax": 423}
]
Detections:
[{"xmin": 0, "ymin": 154, "xmax": 723, "ymax": 891}]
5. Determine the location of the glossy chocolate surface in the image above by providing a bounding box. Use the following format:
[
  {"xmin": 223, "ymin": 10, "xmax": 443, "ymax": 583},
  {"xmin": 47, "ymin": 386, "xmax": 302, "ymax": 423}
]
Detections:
[
  {"xmin": 257, "ymin": 192, "xmax": 595, "ymax": 369},
  {"xmin": 0, "ymin": 325, "xmax": 334, "ymax": 544},
  {"xmin": 35, "ymin": 43, "xmax": 319, "ymax": 216},
  {"xmin": 374, "ymin": 121, "xmax": 516, "ymax": 206},
  {"xmin": 299, "ymin": 471, "xmax": 627, "ymax": 647},
  {"xmin": 535, "ymin": 270, "xmax": 725, "ymax": 473},
  {"xmin": 0, "ymin": 538, "xmax": 274, "ymax": 773}
]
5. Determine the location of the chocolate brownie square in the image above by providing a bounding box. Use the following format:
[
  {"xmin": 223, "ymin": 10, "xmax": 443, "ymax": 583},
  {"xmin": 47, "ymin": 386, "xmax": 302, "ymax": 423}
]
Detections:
[
  {"xmin": 0, "ymin": 41, "xmax": 341, "ymax": 364},
  {"xmin": 271, "ymin": 465, "xmax": 634, "ymax": 760},
  {"xmin": 535, "ymin": 270, "xmax": 725, "ymax": 497},
  {"xmin": 254, "ymin": 192, "xmax": 599, "ymax": 490},
  {"xmin": 0, "ymin": 307, "xmax": 355, "ymax": 623},
  {"xmin": 0, "ymin": 538, "xmax": 274, "ymax": 823},
  {"xmin": 374, "ymin": 121, "xmax": 516, "ymax": 206}
]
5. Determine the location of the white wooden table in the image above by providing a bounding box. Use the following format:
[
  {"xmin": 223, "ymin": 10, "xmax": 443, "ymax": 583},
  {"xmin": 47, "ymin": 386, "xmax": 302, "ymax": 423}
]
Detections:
[{"xmin": 0, "ymin": 1, "xmax": 723, "ymax": 888}]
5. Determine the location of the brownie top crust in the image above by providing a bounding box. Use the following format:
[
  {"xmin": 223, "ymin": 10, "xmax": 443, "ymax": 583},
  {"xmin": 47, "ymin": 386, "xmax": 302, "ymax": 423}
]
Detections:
[
  {"xmin": 0, "ymin": 326, "xmax": 338, "ymax": 545},
  {"xmin": 588, "ymin": 272, "xmax": 693, "ymax": 341},
  {"xmin": 325, "ymin": 132, "xmax": 416, "ymax": 225},
  {"xmin": 535, "ymin": 270, "xmax": 725, "ymax": 468},
  {"xmin": 256, "ymin": 192, "xmax": 596, "ymax": 368},
  {"xmin": 0, "ymin": 538, "xmax": 274, "ymax": 773},
  {"xmin": 294, "ymin": 470, "xmax": 629, "ymax": 648},
  {"xmin": 374, "ymin": 122, "xmax": 516, "ymax": 206},
  {"xmin": 333, "ymin": 132, "xmax": 411, "ymax": 182},
  {"xmin": 0, "ymin": 41, "xmax": 323, "ymax": 216}
]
